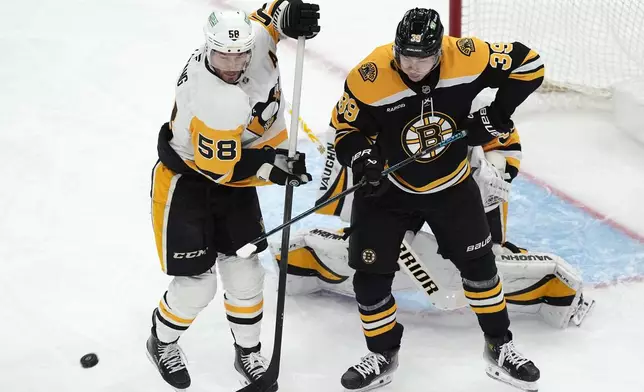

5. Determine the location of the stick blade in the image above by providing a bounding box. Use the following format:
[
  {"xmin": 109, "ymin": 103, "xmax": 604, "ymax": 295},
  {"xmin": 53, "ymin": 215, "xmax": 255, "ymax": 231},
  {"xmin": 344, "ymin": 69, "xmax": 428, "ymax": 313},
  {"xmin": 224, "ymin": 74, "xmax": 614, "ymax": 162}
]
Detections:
[
  {"xmin": 236, "ymin": 243, "xmax": 258, "ymax": 258},
  {"xmin": 235, "ymin": 366, "xmax": 278, "ymax": 392}
]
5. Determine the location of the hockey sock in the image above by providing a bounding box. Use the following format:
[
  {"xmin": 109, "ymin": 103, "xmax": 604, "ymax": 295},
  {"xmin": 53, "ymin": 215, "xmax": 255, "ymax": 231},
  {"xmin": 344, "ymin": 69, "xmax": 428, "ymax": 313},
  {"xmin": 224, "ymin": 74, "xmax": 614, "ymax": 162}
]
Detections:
[
  {"xmin": 224, "ymin": 292, "xmax": 264, "ymax": 348},
  {"xmin": 463, "ymin": 275, "xmax": 510, "ymax": 337}
]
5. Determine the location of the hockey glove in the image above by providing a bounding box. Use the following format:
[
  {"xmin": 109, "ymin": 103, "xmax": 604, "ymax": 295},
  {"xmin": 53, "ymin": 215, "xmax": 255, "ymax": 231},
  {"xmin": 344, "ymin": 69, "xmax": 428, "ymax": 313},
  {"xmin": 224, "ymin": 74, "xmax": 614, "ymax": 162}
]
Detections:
[
  {"xmin": 463, "ymin": 104, "xmax": 514, "ymax": 146},
  {"xmin": 273, "ymin": 0, "xmax": 320, "ymax": 39},
  {"xmin": 257, "ymin": 148, "xmax": 312, "ymax": 186},
  {"xmin": 350, "ymin": 148, "xmax": 388, "ymax": 197}
]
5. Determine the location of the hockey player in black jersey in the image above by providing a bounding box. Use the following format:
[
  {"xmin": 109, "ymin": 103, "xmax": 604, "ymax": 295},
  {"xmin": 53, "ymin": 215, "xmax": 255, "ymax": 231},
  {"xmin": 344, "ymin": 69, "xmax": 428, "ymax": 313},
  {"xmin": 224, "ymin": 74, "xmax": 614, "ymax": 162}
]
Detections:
[{"xmin": 332, "ymin": 8, "xmax": 544, "ymax": 392}]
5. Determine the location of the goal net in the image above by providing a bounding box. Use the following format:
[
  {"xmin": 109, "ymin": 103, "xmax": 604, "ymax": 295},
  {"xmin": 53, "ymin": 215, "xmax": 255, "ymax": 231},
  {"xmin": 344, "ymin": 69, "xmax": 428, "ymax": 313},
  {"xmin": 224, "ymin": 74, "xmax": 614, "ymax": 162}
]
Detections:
[{"xmin": 453, "ymin": 0, "xmax": 644, "ymax": 109}]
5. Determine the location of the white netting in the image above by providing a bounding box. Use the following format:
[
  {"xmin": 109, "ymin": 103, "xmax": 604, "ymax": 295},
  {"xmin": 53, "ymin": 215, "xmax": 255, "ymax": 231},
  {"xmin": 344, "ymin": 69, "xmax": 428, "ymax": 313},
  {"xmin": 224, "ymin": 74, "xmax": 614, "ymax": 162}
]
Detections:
[{"xmin": 461, "ymin": 0, "xmax": 644, "ymax": 108}]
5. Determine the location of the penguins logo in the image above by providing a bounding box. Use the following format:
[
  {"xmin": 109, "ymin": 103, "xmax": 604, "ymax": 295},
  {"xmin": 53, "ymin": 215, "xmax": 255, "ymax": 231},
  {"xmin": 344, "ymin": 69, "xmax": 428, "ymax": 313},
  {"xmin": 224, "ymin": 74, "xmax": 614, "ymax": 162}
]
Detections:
[
  {"xmin": 400, "ymin": 111, "xmax": 456, "ymax": 163},
  {"xmin": 247, "ymin": 84, "xmax": 281, "ymax": 136}
]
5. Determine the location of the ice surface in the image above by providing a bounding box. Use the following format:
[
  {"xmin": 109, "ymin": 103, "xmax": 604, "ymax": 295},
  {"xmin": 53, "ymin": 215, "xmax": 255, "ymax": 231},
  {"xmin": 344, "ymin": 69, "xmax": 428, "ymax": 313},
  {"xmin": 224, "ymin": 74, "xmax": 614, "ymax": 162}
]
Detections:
[{"xmin": 1, "ymin": 0, "xmax": 643, "ymax": 391}]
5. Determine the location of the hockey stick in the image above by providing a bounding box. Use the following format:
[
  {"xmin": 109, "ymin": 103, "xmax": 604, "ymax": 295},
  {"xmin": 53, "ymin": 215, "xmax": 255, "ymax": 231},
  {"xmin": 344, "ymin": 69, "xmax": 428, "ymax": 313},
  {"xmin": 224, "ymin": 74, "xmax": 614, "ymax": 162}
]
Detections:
[
  {"xmin": 235, "ymin": 37, "xmax": 307, "ymax": 392},
  {"xmin": 236, "ymin": 130, "xmax": 468, "ymax": 258}
]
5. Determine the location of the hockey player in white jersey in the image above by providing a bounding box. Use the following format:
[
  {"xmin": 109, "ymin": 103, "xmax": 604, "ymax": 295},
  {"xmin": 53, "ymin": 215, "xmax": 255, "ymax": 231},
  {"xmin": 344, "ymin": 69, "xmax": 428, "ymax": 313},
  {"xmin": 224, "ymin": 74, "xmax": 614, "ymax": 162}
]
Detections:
[{"xmin": 146, "ymin": 2, "xmax": 319, "ymax": 390}]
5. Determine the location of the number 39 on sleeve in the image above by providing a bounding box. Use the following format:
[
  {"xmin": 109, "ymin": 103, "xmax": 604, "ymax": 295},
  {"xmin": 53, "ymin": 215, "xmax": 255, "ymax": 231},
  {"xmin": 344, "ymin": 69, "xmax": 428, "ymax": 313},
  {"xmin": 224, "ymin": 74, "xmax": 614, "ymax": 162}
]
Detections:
[{"xmin": 489, "ymin": 42, "xmax": 513, "ymax": 71}]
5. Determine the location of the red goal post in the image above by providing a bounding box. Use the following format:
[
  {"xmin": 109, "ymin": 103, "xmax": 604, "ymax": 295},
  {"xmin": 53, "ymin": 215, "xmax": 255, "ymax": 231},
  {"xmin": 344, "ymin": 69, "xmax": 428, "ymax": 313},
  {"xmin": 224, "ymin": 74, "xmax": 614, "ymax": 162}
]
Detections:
[{"xmin": 449, "ymin": 0, "xmax": 462, "ymax": 38}]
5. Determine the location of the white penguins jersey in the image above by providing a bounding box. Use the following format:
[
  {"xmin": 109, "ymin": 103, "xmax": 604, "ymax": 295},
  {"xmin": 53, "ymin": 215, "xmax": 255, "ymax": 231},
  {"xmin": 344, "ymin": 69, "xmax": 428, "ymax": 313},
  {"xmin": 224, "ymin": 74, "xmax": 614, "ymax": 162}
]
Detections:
[{"xmin": 169, "ymin": 4, "xmax": 288, "ymax": 187}]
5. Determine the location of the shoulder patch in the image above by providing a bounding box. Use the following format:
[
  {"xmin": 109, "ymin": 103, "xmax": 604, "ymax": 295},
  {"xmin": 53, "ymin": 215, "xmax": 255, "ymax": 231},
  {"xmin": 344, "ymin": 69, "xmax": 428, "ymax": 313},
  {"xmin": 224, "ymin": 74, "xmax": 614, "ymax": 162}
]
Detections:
[
  {"xmin": 457, "ymin": 38, "xmax": 476, "ymax": 57},
  {"xmin": 358, "ymin": 62, "xmax": 378, "ymax": 82}
]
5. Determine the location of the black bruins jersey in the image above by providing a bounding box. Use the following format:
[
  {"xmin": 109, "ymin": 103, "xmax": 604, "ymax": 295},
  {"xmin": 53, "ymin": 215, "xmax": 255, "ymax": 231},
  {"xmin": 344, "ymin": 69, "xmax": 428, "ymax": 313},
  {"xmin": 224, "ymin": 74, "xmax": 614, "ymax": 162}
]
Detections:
[{"xmin": 332, "ymin": 36, "xmax": 544, "ymax": 194}]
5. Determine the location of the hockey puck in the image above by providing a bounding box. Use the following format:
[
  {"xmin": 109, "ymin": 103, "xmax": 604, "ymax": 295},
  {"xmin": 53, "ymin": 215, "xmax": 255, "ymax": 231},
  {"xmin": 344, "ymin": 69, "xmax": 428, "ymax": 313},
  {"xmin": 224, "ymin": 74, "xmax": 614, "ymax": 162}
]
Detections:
[{"xmin": 80, "ymin": 353, "xmax": 99, "ymax": 368}]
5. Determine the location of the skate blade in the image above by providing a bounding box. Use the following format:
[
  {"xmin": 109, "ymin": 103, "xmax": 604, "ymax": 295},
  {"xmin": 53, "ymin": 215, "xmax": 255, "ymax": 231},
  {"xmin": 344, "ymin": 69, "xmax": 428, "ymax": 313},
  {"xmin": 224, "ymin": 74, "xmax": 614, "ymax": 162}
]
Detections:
[
  {"xmin": 237, "ymin": 376, "xmax": 277, "ymax": 392},
  {"xmin": 485, "ymin": 364, "xmax": 538, "ymax": 392},
  {"xmin": 237, "ymin": 372, "xmax": 256, "ymax": 388},
  {"xmin": 343, "ymin": 374, "xmax": 394, "ymax": 392},
  {"xmin": 571, "ymin": 298, "xmax": 596, "ymax": 326}
]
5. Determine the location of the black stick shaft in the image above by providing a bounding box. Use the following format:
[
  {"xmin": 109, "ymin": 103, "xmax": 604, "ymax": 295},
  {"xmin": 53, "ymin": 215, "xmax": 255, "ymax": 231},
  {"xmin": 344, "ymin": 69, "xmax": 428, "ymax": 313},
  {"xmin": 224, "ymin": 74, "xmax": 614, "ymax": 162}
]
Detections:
[
  {"xmin": 235, "ymin": 36, "xmax": 308, "ymax": 392},
  {"xmin": 244, "ymin": 130, "xmax": 467, "ymax": 248}
]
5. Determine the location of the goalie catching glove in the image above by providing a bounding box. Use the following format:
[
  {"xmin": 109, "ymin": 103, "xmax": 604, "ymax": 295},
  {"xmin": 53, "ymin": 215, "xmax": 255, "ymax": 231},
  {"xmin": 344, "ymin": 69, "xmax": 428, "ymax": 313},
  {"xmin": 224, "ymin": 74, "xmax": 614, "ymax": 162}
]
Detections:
[
  {"xmin": 469, "ymin": 147, "xmax": 511, "ymax": 211},
  {"xmin": 257, "ymin": 147, "xmax": 312, "ymax": 186}
]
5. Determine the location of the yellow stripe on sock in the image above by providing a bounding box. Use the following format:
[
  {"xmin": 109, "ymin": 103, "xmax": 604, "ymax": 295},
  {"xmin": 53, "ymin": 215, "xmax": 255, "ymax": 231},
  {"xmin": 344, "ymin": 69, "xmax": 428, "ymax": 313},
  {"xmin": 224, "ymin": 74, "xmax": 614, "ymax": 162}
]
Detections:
[
  {"xmin": 360, "ymin": 304, "xmax": 397, "ymax": 323},
  {"xmin": 471, "ymin": 299, "xmax": 507, "ymax": 314},
  {"xmin": 159, "ymin": 301, "xmax": 195, "ymax": 325},
  {"xmin": 363, "ymin": 321, "xmax": 397, "ymax": 337},
  {"xmin": 224, "ymin": 300, "xmax": 264, "ymax": 314}
]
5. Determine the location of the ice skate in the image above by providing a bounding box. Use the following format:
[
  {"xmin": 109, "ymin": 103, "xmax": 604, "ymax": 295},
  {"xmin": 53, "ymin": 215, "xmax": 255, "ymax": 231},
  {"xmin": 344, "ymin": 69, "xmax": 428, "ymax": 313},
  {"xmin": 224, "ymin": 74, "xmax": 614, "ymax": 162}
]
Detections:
[
  {"xmin": 146, "ymin": 333, "xmax": 191, "ymax": 390},
  {"xmin": 234, "ymin": 343, "xmax": 277, "ymax": 391},
  {"xmin": 484, "ymin": 331, "xmax": 540, "ymax": 391},
  {"xmin": 340, "ymin": 348, "xmax": 399, "ymax": 391}
]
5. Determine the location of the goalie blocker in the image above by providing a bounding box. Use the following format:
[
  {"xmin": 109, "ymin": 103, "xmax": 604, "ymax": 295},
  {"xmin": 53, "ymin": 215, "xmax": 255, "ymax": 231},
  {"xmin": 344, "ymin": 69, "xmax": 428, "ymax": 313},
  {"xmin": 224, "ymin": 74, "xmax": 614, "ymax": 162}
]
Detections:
[{"xmin": 269, "ymin": 227, "xmax": 594, "ymax": 329}]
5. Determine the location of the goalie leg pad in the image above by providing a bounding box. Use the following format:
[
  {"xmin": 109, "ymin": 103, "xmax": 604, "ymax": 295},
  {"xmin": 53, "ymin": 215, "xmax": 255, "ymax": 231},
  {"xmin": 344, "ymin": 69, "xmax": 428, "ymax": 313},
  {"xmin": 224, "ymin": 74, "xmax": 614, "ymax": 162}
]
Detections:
[
  {"xmin": 497, "ymin": 252, "xmax": 589, "ymax": 328},
  {"xmin": 271, "ymin": 231, "xmax": 325, "ymax": 295},
  {"xmin": 154, "ymin": 269, "xmax": 218, "ymax": 343},
  {"xmin": 398, "ymin": 232, "xmax": 468, "ymax": 310}
]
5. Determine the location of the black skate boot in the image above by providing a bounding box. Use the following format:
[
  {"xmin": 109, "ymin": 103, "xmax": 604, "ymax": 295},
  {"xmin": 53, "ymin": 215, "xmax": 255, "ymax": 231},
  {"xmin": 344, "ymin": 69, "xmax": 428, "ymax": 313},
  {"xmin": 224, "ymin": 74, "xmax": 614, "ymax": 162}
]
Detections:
[
  {"xmin": 146, "ymin": 332, "xmax": 191, "ymax": 390},
  {"xmin": 484, "ymin": 331, "xmax": 540, "ymax": 392},
  {"xmin": 340, "ymin": 348, "xmax": 399, "ymax": 391},
  {"xmin": 234, "ymin": 343, "xmax": 277, "ymax": 392}
]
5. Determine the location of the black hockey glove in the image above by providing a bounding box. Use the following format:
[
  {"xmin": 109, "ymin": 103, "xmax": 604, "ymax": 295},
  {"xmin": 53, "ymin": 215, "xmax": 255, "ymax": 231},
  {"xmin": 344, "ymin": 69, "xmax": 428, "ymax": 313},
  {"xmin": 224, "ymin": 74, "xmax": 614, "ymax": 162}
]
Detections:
[
  {"xmin": 273, "ymin": 0, "xmax": 320, "ymax": 39},
  {"xmin": 256, "ymin": 148, "xmax": 312, "ymax": 186},
  {"xmin": 350, "ymin": 148, "xmax": 389, "ymax": 197},
  {"xmin": 463, "ymin": 105, "xmax": 514, "ymax": 146}
]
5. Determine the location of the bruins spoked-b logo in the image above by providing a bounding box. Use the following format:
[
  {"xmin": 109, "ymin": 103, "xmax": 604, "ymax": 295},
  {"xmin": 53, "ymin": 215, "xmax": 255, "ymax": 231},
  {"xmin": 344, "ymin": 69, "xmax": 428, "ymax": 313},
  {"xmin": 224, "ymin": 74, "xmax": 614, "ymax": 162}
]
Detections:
[
  {"xmin": 456, "ymin": 38, "xmax": 475, "ymax": 56},
  {"xmin": 361, "ymin": 249, "xmax": 377, "ymax": 264},
  {"xmin": 358, "ymin": 62, "xmax": 378, "ymax": 82},
  {"xmin": 401, "ymin": 111, "xmax": 456, "ymax": 163}
]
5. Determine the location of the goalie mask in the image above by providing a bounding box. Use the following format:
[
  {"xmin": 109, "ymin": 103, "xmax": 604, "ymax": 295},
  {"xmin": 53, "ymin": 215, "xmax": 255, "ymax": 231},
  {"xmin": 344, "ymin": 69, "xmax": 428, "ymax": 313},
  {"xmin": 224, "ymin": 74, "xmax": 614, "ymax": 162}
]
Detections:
[
  {"xmin": 203, "ymin": 10, "xmax": 256, "ymax": 84},
  {"xmin": 394, "ymin": 8, "xmax": 444, "ymax": 82}
]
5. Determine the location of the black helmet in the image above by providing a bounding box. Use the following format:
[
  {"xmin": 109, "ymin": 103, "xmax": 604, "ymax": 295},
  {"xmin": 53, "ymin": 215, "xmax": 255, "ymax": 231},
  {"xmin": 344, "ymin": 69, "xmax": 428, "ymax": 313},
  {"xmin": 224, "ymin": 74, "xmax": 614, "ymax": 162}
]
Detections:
[{"xmin": 394, "ymin": 8, "xmax": 444, "ymax": 58}]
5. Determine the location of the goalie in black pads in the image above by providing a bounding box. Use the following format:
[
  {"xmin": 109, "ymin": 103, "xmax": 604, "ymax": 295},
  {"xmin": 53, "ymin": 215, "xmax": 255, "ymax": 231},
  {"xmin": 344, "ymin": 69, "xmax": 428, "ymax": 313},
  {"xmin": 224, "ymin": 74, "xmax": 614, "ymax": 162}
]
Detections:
[{"xmin": 332, "ymin": 8, "xmax": 544, "ymax": 392}]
